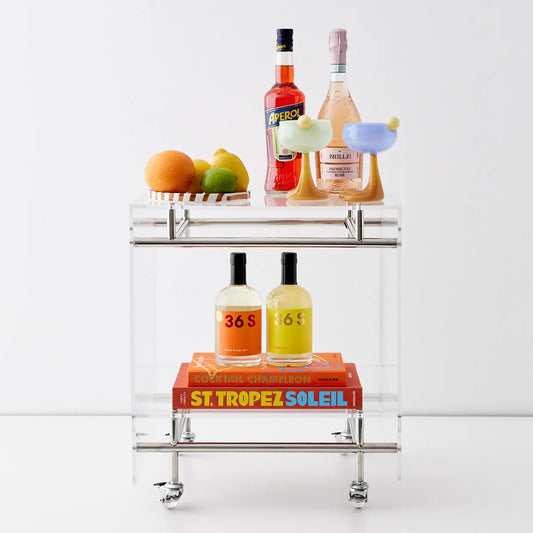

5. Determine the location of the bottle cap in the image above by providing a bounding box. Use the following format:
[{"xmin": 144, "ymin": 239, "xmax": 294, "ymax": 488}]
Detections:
[
  {"xmin": 230, "ymin": 252, "xmax": 246, "ymax": 265},
  {"xmin": 281, "ymin": 252, "xmax": 297, "ymax": 285},
  {"xmin": 277, "ymin": 28, "xmax": 293, "ymax": 52},
  {"xmin": 281, "ymin": 252, "xmax": 297, "ymax": 264},
  {"xmin": 329, "ymin": 28, "xmax": 347, "ymax": 66}
]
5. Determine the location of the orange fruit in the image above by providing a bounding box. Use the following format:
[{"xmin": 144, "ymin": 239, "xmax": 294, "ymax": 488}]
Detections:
[{"xmin": 144, "ymin": 150, "xmax": 195, "ymax": 192}]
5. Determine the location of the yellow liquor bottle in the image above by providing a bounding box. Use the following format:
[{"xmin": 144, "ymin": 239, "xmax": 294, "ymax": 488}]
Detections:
[{"xmin": 266, "ymin": 252, "xmax": 312, "ymax": 367}]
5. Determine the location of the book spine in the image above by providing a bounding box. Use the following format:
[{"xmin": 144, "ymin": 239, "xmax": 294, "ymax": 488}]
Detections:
[
  {"xmin": 187, "ymin": 371, "xmax": 346, "ymax": 388},
  {"xmin": 173, "ymin": 387, "xmax": 361, "ymax": 410}
]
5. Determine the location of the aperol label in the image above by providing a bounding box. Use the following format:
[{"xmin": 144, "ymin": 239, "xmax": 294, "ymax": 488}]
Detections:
[
  {"xmin": 217, "ymin": 309, "xmax": 262, "ymax": 357},
  {"xmin": 265, "ymin": 102, "xmax": 304, "ymax": 129},
  {"xmin": 265, "ymin": 102, "xmax": 304, "ymax": 162}
]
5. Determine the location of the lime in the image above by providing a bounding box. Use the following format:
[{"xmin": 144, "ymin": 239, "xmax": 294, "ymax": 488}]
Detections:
[{"xmin": 201, "ymin": 167, "xmax": 237, "ymax": 193}]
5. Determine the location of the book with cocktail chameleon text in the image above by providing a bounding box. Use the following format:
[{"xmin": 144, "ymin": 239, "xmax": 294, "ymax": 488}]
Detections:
[{"xmin": 187, "ymin": 352, "xmax": 347, "ymax": 387}]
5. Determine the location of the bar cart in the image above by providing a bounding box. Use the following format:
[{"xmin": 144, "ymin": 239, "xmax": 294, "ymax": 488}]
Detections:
[{"xmin": 130, "ymin": 193, "xmax": 401, "ymax": 509}]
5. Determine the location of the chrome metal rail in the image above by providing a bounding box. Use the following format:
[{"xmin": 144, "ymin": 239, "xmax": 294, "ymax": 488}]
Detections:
[
  {"xmin": 150, "ymin": 410, "xmax": 399, "ymax": 509},
  {"xmin": 131, "ymin": 205, "xmax": 400, "ymax": 248},
  {"xmin": 137, "ymin": 441, "xmax": 399, "ymax": 453}
]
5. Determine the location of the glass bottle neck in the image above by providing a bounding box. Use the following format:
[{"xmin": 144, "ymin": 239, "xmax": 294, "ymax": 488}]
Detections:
[
  {"xmin": 330, "ymin": 72, "xmax": 347, "ymax": 83},
  {"xmin": 281, "ymin": 264, "xmax": 297, "ymax": 285},
  {"xmin": 276, "ymin": 51, "xmax": 294, "ymax": 84},
  {"xmin": 231, "ymin": 264, "xmax": 246, "ymax": 285},
  {"xmin": 328, "ymin": 65, "xmax": 351, "ymax": 97},
  {"xmin": 330, "ymin": 55, "xmax": 347, "ymax": 83}
]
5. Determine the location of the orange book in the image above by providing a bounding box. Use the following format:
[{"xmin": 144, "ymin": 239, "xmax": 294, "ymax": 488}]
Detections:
[
  {"xmin": 173, "ymin": 362, "xmax": 362, "ymax": 410},
  {"xmin": 187, "ymin": 352, "xmax": 346, "ymax": 387}
]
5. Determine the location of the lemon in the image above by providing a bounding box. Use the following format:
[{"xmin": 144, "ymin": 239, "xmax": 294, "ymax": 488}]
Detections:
[
  {"xmin": 201, "ymin": 168, "xmax": 237, "ymax": 193},
  {"xmin": 189, "ymin": 159, "xmax": 210, "ymax": 193},
  {"xmin": 211, "ymin": 148, "xmax": 249, "ymax": 192}
]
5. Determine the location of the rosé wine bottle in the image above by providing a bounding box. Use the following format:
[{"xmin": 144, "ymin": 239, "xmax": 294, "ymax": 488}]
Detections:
[{"xmin": 316, "ymin": 28, "xmax": 363, "ymax": 194}]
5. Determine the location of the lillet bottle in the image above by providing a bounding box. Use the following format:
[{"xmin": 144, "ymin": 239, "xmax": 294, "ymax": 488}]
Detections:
[
  {"xmin": 316, "ymin": 28, "xmax": 363, "ymax": 194},
  {"xmin": 266, "ymin": 252, "xmax": 312, "ymax": 367},
  {"xmin": 215, "ymin": 253, "xmax": 262, "ymax": 367},
  {"xmin": 264, "ymin": 28, "xmax": 306, "ymax": 194}
]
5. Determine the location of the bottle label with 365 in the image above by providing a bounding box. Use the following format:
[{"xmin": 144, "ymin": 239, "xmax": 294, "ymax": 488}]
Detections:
[
  {"xmin": 217, "ymin": 309, "xmax": 262, "ymax": 357},
  {"xmin": 267, "ymin": 307, "xmax": 312, "ymax": 355}
]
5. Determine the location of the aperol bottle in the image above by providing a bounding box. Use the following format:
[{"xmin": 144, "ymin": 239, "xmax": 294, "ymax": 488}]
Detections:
[{"xmin": 264, "ymin": 28, "xmax": 306, "ymax": 194}]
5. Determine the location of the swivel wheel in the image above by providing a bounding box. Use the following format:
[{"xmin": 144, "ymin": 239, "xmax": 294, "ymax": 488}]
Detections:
[
  {"xmin": 332, "ymin": 430, "xmax": 352, "ymax": 443},
  {"xmin": 349, "ymin": 480, "xmax": 368, "ymax": 509},
  {"xmin": 155, "ymin": 481, "xmax": 184, "ymax": 509},
  {"xmin": 181, "ymin": 430, "xmax": 195, "ymax": 443}
]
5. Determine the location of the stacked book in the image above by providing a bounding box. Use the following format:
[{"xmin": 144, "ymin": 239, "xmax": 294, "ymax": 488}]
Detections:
[{"xmin": 172, "ymin": 353, "xmax": 362, "ymax": 410}]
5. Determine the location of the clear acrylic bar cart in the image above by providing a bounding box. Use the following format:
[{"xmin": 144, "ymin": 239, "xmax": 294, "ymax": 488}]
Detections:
[{"xmin": 130, "ymin": 193, "xmax": 401, "ymax": 509}]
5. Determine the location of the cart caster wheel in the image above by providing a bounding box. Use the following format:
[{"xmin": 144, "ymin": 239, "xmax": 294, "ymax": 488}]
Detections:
[
  {"xmin": 182, "ymin": 430, "xmax": 195, "ymax": 443},
  {"xmin": 332, "ymin": 430, "xmax": 352, "ymax": 443},
  {"xmin": 349, "ymin": 481, "xmax": 368, "ymax": 509},
  {"xmin": 155, "ymin": 481, "xmax": 184, "ymax": 509}
]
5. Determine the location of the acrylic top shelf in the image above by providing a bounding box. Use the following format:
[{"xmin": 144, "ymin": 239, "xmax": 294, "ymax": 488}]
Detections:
[{"xmin": 130, "ymin": 191, "xmax": 401, "ymax": 248}]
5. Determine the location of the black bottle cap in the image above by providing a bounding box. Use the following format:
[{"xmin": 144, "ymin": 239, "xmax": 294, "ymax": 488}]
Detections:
[
  {"xmin": 230, "ymin": 252, "xmax": 246, "ymax": 285},
  {"xmin": 276, "ymin": 28, "xmax": 293, "ymax": 52},
  {"xmin": 281, "ymin": 252, "xmax": 297, "ymax": 285}
]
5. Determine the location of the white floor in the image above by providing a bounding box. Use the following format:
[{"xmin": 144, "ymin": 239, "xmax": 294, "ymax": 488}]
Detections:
[{"xmin": 0, "ymin": 416, "xmax": 531, "ymax": 532}]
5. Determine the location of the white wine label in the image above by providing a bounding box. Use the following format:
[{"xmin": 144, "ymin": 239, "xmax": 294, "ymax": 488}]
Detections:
[
  {"xmin": 319, "ymin": 147, "xmax": 361, "ymax": 180},
  {"xmin": 320, "ymin": 162, "xmax": 359, "ymax": 180}
]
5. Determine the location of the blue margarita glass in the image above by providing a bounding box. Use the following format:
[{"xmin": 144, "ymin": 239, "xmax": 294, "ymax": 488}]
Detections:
[
  {"xmin": 343, "ymin": 123, "xmax": 397, "ymax": 155},
  {"xmin": 339, "ymin": 118, "xmax": 399, "ymax": 203}
]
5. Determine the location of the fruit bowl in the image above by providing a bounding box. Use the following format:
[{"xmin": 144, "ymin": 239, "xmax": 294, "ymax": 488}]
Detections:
[{"xmin": 149, "ymin": 190, "xmax": 251, "ymax": 205}]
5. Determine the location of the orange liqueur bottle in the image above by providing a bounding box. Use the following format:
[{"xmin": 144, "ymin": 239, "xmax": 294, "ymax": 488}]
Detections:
[
  {"xmin": 264, "ymin": 28, "xmax": 305, "ymax": 193},
  {"xmin": 316, "ymin": 28, "xmax": 363, "ymax": 194}
]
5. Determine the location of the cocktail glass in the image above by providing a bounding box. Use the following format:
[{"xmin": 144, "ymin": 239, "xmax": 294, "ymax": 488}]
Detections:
[
  {"xmin": 278, "ymin": 116, "xmax": 332, "ymax": 201},
  {"xmin": 339, "ymin": 118, "xmax": 399, "ymax": 203}
]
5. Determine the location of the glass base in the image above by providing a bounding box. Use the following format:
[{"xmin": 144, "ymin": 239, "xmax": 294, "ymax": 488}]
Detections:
[
  {"xmin": 215, "ymin": 353, "xmax": 262, "ymax": 367},
  {"xmin": 264, "ymin": 190, "xmax": 290, "ymax": 196},
  {"xmin": 265, "ymin": 352, "xmax": 313, "ymax": 367}
]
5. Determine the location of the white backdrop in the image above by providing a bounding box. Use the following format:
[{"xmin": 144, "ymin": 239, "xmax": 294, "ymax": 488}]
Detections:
[{"xmin": 0, "ymin": 0, "xmax": 532, "ymax": 415}]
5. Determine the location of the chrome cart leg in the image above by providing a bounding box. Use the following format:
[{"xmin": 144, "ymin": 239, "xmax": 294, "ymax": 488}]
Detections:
[
  {"xmin": 349, "ymin": 410, "xmax": 368, "ymax": 508},
  {"xmin": 182, "ymin": 415, "xmax": 195, "ymax": 443},
  {"xmin": 156, "ymin": 414, "xmax": 184, "ymax": 509}
]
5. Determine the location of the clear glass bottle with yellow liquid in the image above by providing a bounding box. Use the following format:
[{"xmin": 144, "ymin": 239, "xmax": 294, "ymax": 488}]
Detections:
[{"xmin": 266, "ymin": 252, "xmax": 312, "ymax": 366}]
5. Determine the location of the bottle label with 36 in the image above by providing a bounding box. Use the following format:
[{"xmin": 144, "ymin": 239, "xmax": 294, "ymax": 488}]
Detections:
[
  {"xmin": 267, "ymin": 307, "xmax": 312, "ymax": 355},
  {"xmin": 217, "ymin": 309, "xmax": 262, "ymax": 357}
]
